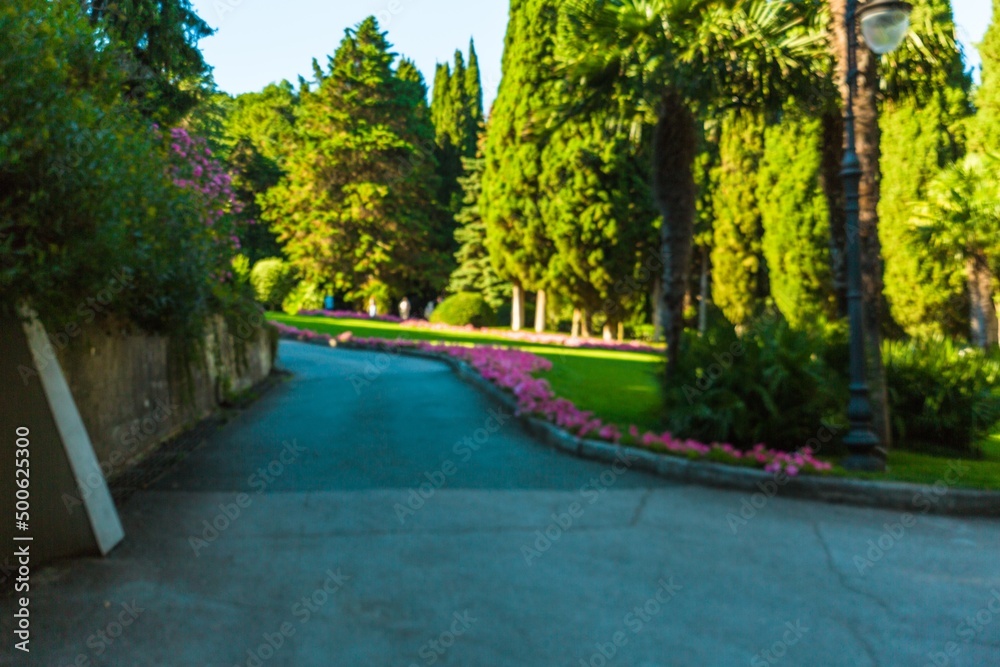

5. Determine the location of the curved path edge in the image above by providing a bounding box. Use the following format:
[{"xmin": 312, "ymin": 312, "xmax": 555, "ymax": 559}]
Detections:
[{"xmin": 285, "ymin": 334, "xmax": 1000, "ymax": 517}]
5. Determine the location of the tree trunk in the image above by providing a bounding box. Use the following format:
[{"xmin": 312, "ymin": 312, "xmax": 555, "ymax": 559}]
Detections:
[
  {"xmin": 967, "ymin": 253, "xmax": 999, "ymax": 348},
  {"xmin": 581, "ymin": 309, "xmax": 591, "ymax": 338},
  {"xmin": 652, "ymin": 277, "xmax": 664, "ymax": 341},
  {"xmin": 618, "ymin": 321, "xmax": 625, "ymax": 342},
  {"xmin": 698, "ymin": 245, "xmax": 710, "ymax": 334},
  {"xmin": 511, "ymin": 282, "xmax": 525, "ymax": 332},
  {"xmin": 534, "ymin": 289, "xmax": 546, "ymax": 333},
  {"xmin": 602, "ymin": 324, "xmax": 614, "ymax": 341},
  {"xmin": 831, "ymin": 0, "xmax": 892, "ymax": 449},
  {"xmin": 571, "ymin": 309, "xmax": 582, "ymax": 339},
  {"xmin": 652, "ymin": 89, "xmax": 699, "ymax": 375}
]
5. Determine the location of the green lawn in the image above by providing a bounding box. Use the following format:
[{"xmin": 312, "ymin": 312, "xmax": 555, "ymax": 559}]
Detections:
[
  {"xmin": 271, "ymin": 313, "xmax": 1000, "ymax": 490},
  {"xmin": 270, "ymin": 313, "xmax": 666, "ymax": 432}
]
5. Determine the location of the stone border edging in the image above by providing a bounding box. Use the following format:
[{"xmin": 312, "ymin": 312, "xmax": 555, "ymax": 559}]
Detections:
[{"xmin": 289, "ymin": 335, "xmax": 1000, "ymax": 517}]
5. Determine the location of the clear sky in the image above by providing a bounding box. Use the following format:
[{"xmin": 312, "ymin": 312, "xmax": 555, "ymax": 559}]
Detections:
[
  {"xmin": 193, "ymin": 0, "xmax": 991, "ymax": 109},
  {"xmin": 191, "ymin": 0, "xmax": 510, "ymax": 111}
]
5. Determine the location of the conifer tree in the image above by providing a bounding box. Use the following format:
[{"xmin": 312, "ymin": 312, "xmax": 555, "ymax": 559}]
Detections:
[
  {"xmin": 262, "ymin": 17, "xmax": 445, "ymax": 306},
  {"xmin": 540, "ymin": 110, "xmax": 657, "ymax": 334},
  {"xmin": 431, "ymin": 43, "xmax": 484, "ymax": 214},
  {"xmin": 757, "ymin": 110, "xmax": 837, "ymax": 329},
  {"xmin": 480, "ymin": 0, "xmax": 561, "ymax": 330},
  {"xmin": 710, "ymin": 112, "xmax": 767, "ymax": 326},
  {"xmin": 974, "ymin": 1, "xmax": 1000, "ymax": 153},
  {"xmin": 449, "ymin": 153, "xmax": 510, "ymax": 309}
]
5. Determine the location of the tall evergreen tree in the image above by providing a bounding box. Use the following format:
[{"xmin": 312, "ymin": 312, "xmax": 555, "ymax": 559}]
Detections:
[
  {"xmin": 710, "ymin": 112, "xmax": 767, "ymax": 327},
  {"xmin": 449, "ymin": 152, "xmax": 511, "ymax": 309},
  {"xmin": 481, "ymin": 0, "xmax": 561, "ymax": 331},
  {"xmin": 86, "ymin": 0, "xmax": 213, "ymax": 123},
  {"xmin": 974, "ymin": 1, "xmax": 1000, "ymax": 153},
  {"xmin": 431, "ymin": 43, "xmax": 484, "ymax": 214},
  {"xmin": 261, "ymin": 18, "xmax": 445, "ymax": 306},
  {"xmin": 878, "ymin": 0, "xmax": 971, "ymax": 339},
  {"xmin": 540, "ymin": 110, "xmax": 657, "ymax": 334},
  {"xmin": 757, "ymin": 109, "xmax": 837, "ymax": 329}
]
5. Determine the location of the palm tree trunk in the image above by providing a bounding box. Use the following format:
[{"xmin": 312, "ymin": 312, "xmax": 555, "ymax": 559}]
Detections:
[
  {"xmin": 967, "ymin": 253, "xmax": 999, "ymax": 348},
  {"xmin": 652, "ymin": 89, "xmax": 698, "ymax": 375},
  {"xmin": 831, "ymin": 0, "xmax": 892, "ymax": 448}
]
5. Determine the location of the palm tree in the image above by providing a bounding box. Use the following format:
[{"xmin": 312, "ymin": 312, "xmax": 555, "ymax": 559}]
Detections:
[
  {"xmin": 558, "ymin": 0, "xmax": 826, "ymax": 373},
  {"xmin": 912, "ymin": 155, "xmax": 1000, "ymax": 348}
]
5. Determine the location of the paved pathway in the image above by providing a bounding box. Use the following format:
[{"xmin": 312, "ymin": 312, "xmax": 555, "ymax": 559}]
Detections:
[{"xmin": 3, "ymin": 341, "xmax": 999, "ymax": 666}]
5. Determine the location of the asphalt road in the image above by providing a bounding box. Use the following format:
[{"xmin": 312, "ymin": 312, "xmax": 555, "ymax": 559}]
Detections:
[{"xmin": 2, "ymin": 341, "xmax": 999, "ymax": 666}]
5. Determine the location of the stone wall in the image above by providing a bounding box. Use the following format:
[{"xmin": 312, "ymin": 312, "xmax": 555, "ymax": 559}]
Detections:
[{"xmin": 53, "ymin": 315, "xmax": 275, "ymax": 480}]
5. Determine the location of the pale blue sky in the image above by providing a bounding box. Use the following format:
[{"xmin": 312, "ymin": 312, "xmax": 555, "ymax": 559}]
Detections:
[{"xmin": 193, "ymin": 0, "xmax": 992, "ymax": 111}]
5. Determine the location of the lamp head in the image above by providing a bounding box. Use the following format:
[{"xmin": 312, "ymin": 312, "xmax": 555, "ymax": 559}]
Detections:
[{"xmin": 858, "ymin": 0, "xmax": 913, "ymax": 55}]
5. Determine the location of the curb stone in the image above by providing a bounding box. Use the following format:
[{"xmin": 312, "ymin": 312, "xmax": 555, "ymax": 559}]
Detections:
[{"xmin": 284, "ymin": 334, "xmax": 1000, "ymax": 517}]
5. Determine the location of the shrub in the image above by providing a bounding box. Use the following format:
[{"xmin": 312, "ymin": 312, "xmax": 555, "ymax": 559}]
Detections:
[
  {"xmin": 431, "ymin": 293, "xmax": 496, "ymax": 327},
  {"xmin": 251, "ymin": 258, "xmax": 297, "ymax": 309},
  {"xmin": 884, "ymin": 338, "xmax": 1000, "ymax": 454},
  {"xmin": 662, "ymin": 314, "xmax": 847, "ymax": 451},
  {"xmin": 282, "ymin": 282, "xmax": 324, "ymax": 315}
]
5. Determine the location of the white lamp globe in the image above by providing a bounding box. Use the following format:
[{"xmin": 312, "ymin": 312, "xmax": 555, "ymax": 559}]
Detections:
[{"xmin": 859, "ymin": 0, "xmax": 913, "ymax": 55}]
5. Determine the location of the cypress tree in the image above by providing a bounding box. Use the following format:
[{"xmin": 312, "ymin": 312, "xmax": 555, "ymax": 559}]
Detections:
[
  {"xmin": 710, "ymin": 112, "xmax": 767, "ymax": 327},
  {"xmin": 879, "ymin": 0, "xmax": 971, "ymax": 339},
  {"xmin": 974, "ymin": 1, "xmax": 1000, "ymax": 153},
  {"xmin": 757, "ymin": 109, "xmax": 837, "ymax": 329},
  {"xmin": 540, "ymin": 110, "xmax": 657, "ymax": 333},
  {"xmin": 431, "ymin": 43, "xmax": 484, "ymax": 214},
  {"xmin": 480, "ymin": 0, "xmax": 561, "ymax": 330}
]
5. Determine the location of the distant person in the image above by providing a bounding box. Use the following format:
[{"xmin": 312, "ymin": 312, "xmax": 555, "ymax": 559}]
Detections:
[
  {"xmin": 323, "ymin": 295, "xmax": 335, "ymax": 311},
  {"xmin": 399, "ymin": 296, "xmax": 411, "ymax": 320},
  {"xmin": 368, "ymin": 296, "xmax": 377, "ymax": 318},
  {"xmin": 424, "ymin": 299, "xmax": 436, "ymax": 320}
]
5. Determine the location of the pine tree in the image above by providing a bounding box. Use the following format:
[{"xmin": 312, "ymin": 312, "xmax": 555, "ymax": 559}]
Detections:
[
  {"xmin": 480, "ymin": 0, "xmax": 561, "ymax": 330},
  {"xmin": 879, "ymin": 0, "xmax": 971, "ymax": 339},
  {"xmin": 710, "ymin": 112, "xmax": 767, "ymax": 326},
  {"xmin": 757, "ymin": 109, "xmax": 837, "ymax": 329},
  {"xmin": 448, "ymin": 153, "xmax": 510, "ymax": 309},
  {"xmin": 261, "ymin": 17, "xmax": 445, "ymax": 306}
]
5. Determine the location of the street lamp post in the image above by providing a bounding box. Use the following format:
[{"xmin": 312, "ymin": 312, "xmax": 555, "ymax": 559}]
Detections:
[{"xmin": 840, "ymin": 0, "xmax": 912, "ymax": 472}]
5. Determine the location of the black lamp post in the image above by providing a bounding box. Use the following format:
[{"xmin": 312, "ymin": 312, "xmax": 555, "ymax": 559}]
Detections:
[{"xmin": 840, "ymin": 0, "xmax": 912, "ymax": 472}]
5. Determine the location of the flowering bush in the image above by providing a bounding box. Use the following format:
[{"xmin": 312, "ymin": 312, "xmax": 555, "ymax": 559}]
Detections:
[{"xmin": 272, "ymin": 323, "xmax": 833, "ymax": 476}]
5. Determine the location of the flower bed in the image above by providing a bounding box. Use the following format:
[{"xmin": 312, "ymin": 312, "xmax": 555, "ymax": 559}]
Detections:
[
  {"xmin": 273, "ymin": 323, "xmax": 832, "ymax": 476},
  {"xmin": 296, "ymin": 310, "xmax": 662, "ymax": 354}
]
